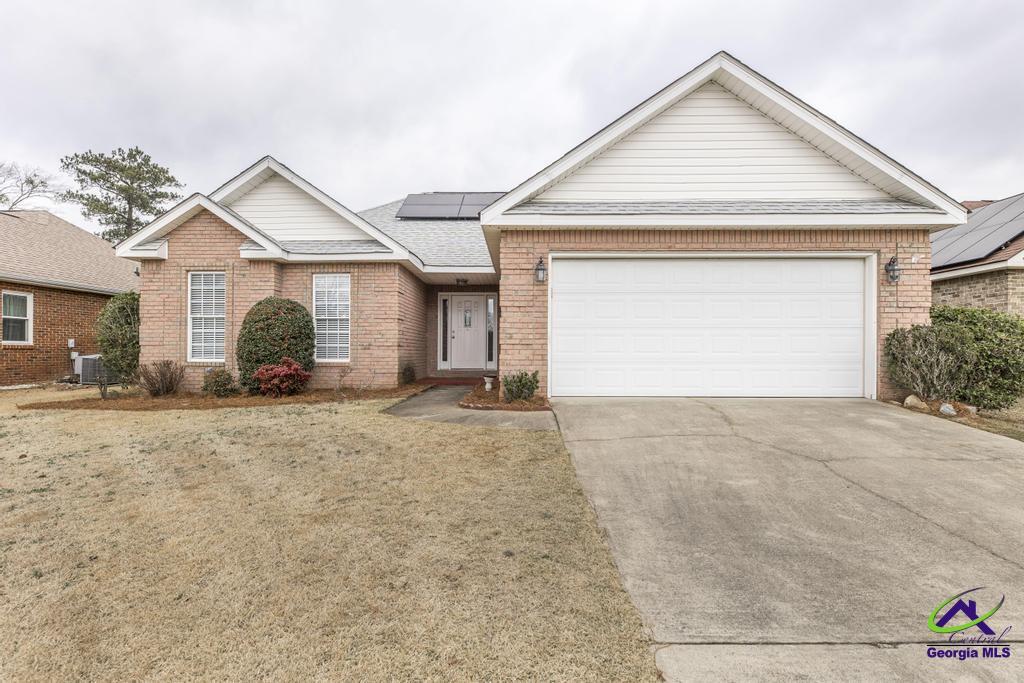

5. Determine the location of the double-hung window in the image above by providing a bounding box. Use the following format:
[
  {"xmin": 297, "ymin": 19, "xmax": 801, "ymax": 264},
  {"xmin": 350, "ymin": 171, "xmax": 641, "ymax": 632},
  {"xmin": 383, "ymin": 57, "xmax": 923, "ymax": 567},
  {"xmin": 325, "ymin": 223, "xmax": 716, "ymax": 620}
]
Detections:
[
  {"xmin": 188, "ymin": 272, "xmax": 226, "ymax": 361},
  {"xmin": 2, "ymin": 291, "xmax": 32, "ymax": 344},
  {"xmin": 313, "ymin": 274, "xmax": 351, "ymax": 361}
]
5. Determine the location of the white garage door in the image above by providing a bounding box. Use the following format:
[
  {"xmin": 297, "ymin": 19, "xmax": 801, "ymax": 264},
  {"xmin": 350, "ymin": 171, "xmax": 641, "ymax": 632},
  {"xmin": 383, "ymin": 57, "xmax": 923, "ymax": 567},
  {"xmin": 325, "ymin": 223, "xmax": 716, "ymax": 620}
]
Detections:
[{"xmin": 549, "ymin": 258, "xmax": 868, "ymax": 397}]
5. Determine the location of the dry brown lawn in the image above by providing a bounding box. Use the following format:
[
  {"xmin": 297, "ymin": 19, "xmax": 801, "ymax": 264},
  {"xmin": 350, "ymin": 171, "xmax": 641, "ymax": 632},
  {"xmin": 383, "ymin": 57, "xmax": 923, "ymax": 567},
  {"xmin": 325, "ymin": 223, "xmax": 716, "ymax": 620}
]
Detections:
[
  {"xmin": 0, "ymin": 386, "xmax": 656, "ymax": 681},
  {"xmin": 967, "ymin": 398, "xmax": 1024, "ymax": 442}
]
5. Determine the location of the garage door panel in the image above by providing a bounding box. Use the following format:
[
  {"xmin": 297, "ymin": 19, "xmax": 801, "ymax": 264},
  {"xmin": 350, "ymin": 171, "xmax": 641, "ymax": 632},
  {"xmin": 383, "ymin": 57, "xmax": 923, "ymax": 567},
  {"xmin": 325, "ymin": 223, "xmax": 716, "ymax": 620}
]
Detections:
[{"xmin": 550, "ymin": 258, "xmax": 867, "ymax": 397}]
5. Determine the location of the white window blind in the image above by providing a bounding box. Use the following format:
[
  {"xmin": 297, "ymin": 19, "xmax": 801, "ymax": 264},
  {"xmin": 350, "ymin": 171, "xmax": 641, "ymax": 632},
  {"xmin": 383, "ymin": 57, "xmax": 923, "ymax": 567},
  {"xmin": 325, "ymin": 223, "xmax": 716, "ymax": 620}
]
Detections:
[
  {"xmin": 188, "ymin": 272, "xmax": 226, "ymax": 361},
  {"xmin": 313, "ymin": 274, "xmax": 350, "ymax": 361},
  {"xmin": 2, "ymin": 291, "xmax": 32, "ymax": 344}
]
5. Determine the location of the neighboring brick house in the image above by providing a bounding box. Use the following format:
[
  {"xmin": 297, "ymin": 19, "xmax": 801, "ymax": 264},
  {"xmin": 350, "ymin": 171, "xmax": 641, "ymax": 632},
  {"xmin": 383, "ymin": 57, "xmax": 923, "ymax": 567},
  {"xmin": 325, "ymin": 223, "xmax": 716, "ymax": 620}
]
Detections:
[
  {"xmin": 0, "ymin": 211, "xmax": 139, "ymax": 385},
  {"xmin": 118, "ymin": 52, "xmax": 964, "ymax": 400},
  {"xmin": 931, "ymin": 193, "xmax": 1024, "ymax": 315}
]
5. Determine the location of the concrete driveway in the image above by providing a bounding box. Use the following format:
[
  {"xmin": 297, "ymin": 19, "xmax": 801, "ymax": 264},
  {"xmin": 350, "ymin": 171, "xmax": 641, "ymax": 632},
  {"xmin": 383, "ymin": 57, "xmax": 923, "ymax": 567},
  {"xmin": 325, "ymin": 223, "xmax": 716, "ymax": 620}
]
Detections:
[{"xmin": 553, "ymin": 398, "xmax": 1024, "ymax": 680}]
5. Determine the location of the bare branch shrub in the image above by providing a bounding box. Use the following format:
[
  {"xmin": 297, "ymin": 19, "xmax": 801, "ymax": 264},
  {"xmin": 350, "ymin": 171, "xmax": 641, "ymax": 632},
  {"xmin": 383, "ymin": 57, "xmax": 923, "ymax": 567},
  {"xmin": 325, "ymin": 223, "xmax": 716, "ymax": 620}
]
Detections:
[{"xmin": 136, "ymin": 361, "xmax": 186, "ymax": 397}]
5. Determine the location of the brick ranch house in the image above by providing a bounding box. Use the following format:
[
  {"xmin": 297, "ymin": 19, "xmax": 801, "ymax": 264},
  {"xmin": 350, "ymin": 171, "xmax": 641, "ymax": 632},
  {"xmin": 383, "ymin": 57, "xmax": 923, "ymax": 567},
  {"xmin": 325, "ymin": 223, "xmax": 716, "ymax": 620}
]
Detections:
[
  {"xmin": 117, "ymin": 52, "xmax": 965, "ymax": 399},
  {"xmin": 932, "ymin": 192, "xmax": 1024, "ymax": 314},
  {"xmin": 1, "ymin": 210, "xmax": 139, "ymax": 385}
]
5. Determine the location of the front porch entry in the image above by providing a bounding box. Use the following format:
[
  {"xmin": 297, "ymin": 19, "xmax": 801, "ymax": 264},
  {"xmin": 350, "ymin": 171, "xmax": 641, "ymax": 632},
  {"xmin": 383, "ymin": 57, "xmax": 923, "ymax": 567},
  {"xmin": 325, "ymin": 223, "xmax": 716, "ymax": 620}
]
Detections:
[{"xmin": 437, "ymin": 292, "xmax": 497, "ymax": 372}]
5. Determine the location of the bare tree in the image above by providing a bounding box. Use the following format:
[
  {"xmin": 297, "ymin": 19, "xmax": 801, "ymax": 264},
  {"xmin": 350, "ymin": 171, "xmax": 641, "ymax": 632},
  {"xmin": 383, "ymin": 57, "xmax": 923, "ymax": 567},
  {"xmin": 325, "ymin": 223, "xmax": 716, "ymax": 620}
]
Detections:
[{"xmin": 0, "ymin": 162, "xmax": 59, "ymax": 210}]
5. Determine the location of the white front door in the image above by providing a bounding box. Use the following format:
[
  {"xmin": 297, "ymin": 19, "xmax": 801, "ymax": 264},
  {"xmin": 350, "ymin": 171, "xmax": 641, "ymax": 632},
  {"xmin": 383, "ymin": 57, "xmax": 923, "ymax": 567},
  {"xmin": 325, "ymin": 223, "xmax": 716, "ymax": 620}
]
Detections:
[
  {"xmin": 451, "ymin": 294, "xmax": 486, "ymax": 369},
  {"xmin": 549, "ymin": 257, "xmax": 870, "ymax": 397}
]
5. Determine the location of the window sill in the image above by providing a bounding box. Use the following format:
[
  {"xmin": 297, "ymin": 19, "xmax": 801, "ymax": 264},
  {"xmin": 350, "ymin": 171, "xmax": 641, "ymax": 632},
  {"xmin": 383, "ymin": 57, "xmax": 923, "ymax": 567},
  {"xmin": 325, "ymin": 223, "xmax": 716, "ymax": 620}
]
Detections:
[
  {"xmin": 2, "ymin": 342, "xmax": 33, "ymax": 347},
  {"xmin": 187, "ymin": 360, "xmax": 226, "ymax": 365},
  {"xmin": 314, "ymin": 359, "xmax": 351, "ymax": 365}
]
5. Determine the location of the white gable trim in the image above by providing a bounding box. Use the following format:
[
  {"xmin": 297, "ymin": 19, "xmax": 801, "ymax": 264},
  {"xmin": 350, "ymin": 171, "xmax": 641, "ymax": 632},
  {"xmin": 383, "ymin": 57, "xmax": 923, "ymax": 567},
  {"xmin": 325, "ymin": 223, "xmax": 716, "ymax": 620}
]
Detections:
[
  {"xmin": 481, "ymin": 52, "xmax": 965, "ymax": 226},
  {"xmin": 116, "ymin": 194, "xmax": 284, "ymax": 259},
  {"xmin": 494, "ymin": 213, "xmax": 960, "ymax": 229},
  {"xmin": 209, "ymin": 156, "xmax": 412, "ymax": 259}
]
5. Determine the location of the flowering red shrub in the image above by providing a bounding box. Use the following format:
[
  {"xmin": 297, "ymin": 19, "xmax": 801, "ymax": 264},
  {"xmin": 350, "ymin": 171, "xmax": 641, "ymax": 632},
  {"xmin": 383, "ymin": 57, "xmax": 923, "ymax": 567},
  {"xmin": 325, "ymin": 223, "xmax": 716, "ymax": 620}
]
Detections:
[{"xmin": 252, "ymin": 356, "xmax": 312, "ymax": 397}]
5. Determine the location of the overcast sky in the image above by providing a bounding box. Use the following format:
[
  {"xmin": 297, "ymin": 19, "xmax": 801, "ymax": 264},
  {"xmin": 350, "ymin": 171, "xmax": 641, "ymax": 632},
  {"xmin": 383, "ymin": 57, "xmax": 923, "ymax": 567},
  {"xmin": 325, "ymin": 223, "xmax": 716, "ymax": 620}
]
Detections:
[{"xmin": 3, "ymin": 0, "xmax": 1023, "ymax": 232}]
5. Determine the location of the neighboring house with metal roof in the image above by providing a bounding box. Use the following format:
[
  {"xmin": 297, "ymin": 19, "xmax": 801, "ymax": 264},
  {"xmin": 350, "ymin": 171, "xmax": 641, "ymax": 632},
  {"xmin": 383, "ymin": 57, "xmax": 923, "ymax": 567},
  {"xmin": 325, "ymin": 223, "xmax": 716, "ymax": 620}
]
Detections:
[
  {"xmin": 117, "ymin": 52, "xmax": 965, "ymax": 399},
  {"xmin": 1, "ymin": 210, "xmax": 139, "ymax": 385},
  {"xmin": 932, "ymin": 193, "xmax": 1024, "ymax": 314}
]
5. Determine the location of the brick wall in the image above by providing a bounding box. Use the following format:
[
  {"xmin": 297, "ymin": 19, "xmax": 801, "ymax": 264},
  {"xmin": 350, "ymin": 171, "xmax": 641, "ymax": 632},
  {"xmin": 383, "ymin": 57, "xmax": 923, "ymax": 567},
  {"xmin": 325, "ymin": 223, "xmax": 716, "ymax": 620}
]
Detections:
[
  {"xmin": 139, "ymin": 210, "xmax": 429, "ymax": 392},
  {"xmin": 498, "ymin": 227, "xmax": 932, "ymax": 400},
  {"xmin": 931, "ymin": 269, "xmax": 1024, "ymax": 314},
  {"xmin": 397, "ymin": 267, "xmax": 428, "ymax": 380},
  {"xmin": 279, "ymin": 263, "xmax": 424, "ymax": 389},
  {"xmin": 1, "ymin": 280, "xmax": 112, "ymax": 385}
]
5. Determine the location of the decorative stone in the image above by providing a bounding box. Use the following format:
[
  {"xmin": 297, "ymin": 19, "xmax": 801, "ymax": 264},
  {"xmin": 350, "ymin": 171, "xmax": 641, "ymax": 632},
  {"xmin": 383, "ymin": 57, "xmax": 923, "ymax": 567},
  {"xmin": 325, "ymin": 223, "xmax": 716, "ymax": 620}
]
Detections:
[
  {"xmin": 963, "ymin": 405, "xmax": 978, "ymax": 417},
  {"xmin": 939, "ymin": 403, "xmax": 957, "ymax": 416},
  {"xmin": 903, "ymin": 394, "xmax": 928, "ymax": 411}
]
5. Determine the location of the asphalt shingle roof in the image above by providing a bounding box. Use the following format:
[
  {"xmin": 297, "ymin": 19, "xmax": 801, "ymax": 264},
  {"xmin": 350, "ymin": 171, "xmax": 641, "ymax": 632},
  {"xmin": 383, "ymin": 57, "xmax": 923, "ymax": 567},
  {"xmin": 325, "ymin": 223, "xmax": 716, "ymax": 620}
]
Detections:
[
  {"xmin": 507, "ymin": 199, "xmax": 942, "ymax": 215},
  {"xmin": 358, "ymin": 200, "xmax": 493, "ymax": 268},
  {"xmin": 0, "ymin": 210, "xmax": 139, "ymax": 294}
]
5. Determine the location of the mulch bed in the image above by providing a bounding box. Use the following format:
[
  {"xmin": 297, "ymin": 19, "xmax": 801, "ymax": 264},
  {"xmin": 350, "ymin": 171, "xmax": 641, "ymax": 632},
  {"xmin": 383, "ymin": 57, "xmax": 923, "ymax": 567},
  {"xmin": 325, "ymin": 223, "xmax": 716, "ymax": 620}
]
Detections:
[
  {"xmin": 458, "ymin": 383, "xmax": 551, "ymax": 412},
  {"xmin": 18, "ymin": 383, "xmax": 430, "ymax": 411}
]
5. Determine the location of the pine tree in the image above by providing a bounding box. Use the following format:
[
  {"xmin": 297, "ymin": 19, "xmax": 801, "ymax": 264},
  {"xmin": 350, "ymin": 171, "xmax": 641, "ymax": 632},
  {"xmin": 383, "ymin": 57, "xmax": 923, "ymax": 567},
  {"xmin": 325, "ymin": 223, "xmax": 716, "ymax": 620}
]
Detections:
[{"xmin": 60, "ymin": 147, "xmax": 182, "ymax": 243}]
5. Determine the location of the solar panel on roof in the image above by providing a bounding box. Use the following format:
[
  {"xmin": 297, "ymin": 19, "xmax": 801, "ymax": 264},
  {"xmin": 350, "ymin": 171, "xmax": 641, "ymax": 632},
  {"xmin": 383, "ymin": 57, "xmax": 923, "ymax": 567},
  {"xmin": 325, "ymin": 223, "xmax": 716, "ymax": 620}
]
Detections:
[
  {"xmin": 396, "ymin": 192, "xmax": 505, "ymax": 219},
  {"xmin": 931, "ymin": 193, "xmax": 1024, "ymax": 269}
]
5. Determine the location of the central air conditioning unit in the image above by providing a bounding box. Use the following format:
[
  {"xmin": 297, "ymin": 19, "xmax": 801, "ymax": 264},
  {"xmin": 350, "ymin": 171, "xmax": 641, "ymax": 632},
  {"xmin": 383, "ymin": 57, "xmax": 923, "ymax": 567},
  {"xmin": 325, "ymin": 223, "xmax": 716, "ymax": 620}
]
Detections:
[{"xmin": 77, "ymin": 355, "xmax": 120, "ymax": 386}]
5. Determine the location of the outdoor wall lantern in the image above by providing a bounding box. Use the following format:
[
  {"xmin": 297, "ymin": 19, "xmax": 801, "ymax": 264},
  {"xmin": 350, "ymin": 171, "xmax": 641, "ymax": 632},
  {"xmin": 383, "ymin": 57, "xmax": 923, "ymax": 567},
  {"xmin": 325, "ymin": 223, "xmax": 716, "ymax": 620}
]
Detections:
[
  {"xmin": 884, "ymin": 256, "xmax": 902, "ymax": 283},
  {"xmin": 534, "ymin": 258, "xmax": 548, "ymax": 283},
  {"xmin": 455, "ymin": 278, "xmax": 468, "ymax": 286}
]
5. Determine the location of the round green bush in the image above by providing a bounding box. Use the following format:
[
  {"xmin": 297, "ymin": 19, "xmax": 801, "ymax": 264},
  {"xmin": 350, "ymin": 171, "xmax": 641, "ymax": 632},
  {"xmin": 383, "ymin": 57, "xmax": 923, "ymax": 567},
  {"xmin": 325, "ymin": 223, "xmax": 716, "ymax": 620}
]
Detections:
[
  {"xmin": 236, "ymin": 297, "xmax": 315, "ymax": 392},
  {"xmin": 202, "ymin": 368, "xmax": 240, "ymax": 397},
  {"xmin": 95, "ymin": 291, "xmax": 140, "ymax": 383}
]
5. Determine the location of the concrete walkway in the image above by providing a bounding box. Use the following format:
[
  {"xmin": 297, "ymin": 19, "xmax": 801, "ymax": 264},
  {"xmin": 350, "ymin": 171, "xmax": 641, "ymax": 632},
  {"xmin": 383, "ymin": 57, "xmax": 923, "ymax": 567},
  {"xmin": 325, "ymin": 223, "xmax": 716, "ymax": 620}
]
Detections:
[
  {"xmin": 553, "ymin": 397, "xmax": 1024, "ymax": 681},
  {"xmin": 386, "ymin": 385, "xmax": 557, "ymax": 431}
]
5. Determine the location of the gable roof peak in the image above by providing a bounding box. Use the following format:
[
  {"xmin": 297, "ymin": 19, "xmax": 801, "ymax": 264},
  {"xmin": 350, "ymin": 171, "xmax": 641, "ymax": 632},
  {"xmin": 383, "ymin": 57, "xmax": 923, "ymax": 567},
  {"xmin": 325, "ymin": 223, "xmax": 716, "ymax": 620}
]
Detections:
[{"xmin": 481, "ymin": 53, "xmax": 964, "ymax": 226}]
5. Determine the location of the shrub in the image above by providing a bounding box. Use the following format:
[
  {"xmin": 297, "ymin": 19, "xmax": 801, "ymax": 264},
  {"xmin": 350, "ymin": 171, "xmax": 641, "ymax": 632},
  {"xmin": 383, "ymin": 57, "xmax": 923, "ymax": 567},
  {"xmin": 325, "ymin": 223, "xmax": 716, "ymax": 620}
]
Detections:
[
  {"xmin": 253, "ymin": 357, "xmax": 312, "ymax": 397},
  {"xmin": 202, "ymin": 368, "xmax": 239, "ymax": 397},
  {"xmin": 236, "ymin": 297, "xmax": 316, "ymax": 393},
  {"xmin": 884, "ymin": 324, "xmax": 973, "ymax": 401},
  {"xmin": 136, "ymin": 360, "xmax": 186, "ymax": 397},
  {"xmin": 95, "ymin": 291, "xmax": 140, "ymax": 384},
  {"xmin": 502, "ymin": 370, "xmax": 539, "ymax": 402},
  {"xmin": 932, "ymin": 305, "xmax": 1024, "ymax": 409},
  {"xmin": 401, "ymin": 363, "xmax": 416, "ymax": 385}
]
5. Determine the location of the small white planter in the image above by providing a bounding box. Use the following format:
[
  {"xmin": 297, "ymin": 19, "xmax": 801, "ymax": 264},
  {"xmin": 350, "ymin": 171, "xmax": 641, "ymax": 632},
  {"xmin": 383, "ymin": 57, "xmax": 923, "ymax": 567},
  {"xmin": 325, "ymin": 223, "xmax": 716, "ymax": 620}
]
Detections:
[{"xmin": 483, "ymin": 376, "xmax": 495, "ymax": 392}]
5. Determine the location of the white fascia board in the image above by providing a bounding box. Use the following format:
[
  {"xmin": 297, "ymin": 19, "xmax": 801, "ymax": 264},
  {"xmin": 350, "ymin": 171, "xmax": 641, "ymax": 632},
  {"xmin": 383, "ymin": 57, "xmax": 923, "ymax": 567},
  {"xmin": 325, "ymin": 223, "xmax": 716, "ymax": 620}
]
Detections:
[
  {"xmin": 244, "ymin": 251, "xmax": 402, "ymax": 263},
  {"xmin": 486, "ymin": 212, "xmax": 961, "ymax": 228},
  {"xmin": 116, "ymin": 194, "xmax": 283, "ymax": 259},
  {"xmin": 481, "ymin": 52, "xmax": 966, "ymax": 226},
  {"xmin": 241, "ymin": 248, "xmax": 491, "ymax": 275},
  {"xmin": 421, "ymin": 265, "xmax": 495, "ymax": 274},
  {"xmin": 210, "ymin": 156, "xmax": 413, "ymax": 261},
  {"xmin": 207, "ymin": 156, "xmax": 274, "ymax": 202},
  {"xmin": 931, "ymin": 252, "xmax": 1024, "ymax": 281}
]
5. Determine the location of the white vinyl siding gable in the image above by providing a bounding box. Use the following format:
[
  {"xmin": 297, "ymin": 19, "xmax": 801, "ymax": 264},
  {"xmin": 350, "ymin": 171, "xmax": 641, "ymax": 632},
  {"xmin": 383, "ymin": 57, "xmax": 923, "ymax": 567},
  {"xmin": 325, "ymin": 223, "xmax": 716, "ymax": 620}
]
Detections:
[
  {"xmin": 2, "ymin": 291, "xmax": 32, "ymax": 344},
  {"xmin": 313, "ymin": 274, "xmax": 351, "ymax": 362},
  {"xmin": 228, "ymin": 174, "xmax": 374, "ymax": 242},
  {"xmin": 534, "ymin": 82, "xmax": 892, "ymax": 202},
  {"xmin": 188, "ymin": 272, "xmax": 226, "ymax": 362}
]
